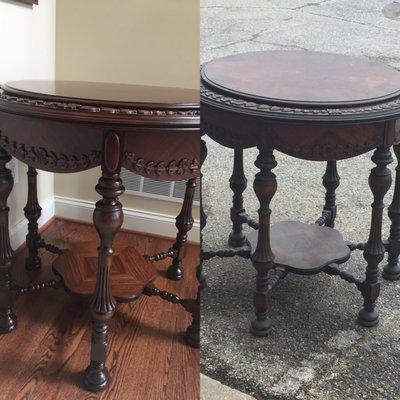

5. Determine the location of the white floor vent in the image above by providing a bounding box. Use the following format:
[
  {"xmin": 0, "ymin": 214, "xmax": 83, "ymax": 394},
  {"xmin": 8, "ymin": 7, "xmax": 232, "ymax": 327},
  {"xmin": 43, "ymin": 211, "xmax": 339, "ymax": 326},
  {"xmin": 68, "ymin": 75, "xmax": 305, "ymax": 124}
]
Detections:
[{"xmin": 120, "ymin": 169, "xmax": 200, "ymax": 204}]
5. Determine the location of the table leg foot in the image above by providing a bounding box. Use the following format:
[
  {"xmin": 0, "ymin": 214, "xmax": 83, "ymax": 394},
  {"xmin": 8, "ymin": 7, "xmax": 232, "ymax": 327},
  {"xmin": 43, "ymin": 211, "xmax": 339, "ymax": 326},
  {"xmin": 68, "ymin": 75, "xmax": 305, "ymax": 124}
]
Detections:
[
  {"xmin": 382, "ymin": 263, "xmax": 400, "ymax": 281},
  {"xmin": 250, "ymin": 315, "xmax": 272, "ymax": 336},
  {"xmin": 166, "ymin": 265, "xmax": 182, "ymax": 281},
  {"xmin": 357, "ymin": 307, "xmax": 379, "ymax": 327},
  {"xmin": 84, "ymin": 359, "xmax": 109, "ymax": 392}
]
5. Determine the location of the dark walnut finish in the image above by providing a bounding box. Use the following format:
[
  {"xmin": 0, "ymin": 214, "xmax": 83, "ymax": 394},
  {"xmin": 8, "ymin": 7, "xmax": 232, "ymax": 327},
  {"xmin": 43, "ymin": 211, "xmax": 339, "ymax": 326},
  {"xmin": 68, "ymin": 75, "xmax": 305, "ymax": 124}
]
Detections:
[
  {"xmin": 229, "ymin": 148, "xmax": 248, "ymax": 247},
  {"xmin": 248, "ymin": 221, "xmax": 351, "ymax": 274},
  {"xmin": 24, "ymin": 167, "xmax": 42, "ymax": 270},
  {"xmin": 0, "ymin": 80, "xmax": 200, "ymax": 391},
  {"xmin": 201, "ymin": 50, "xmax": 400, "ymax": 335},
  {"xmin": 383, "ymin": 143, "xmax": 400, "ymax": 280},
  {"xmin": 0, "ymin": 149, "xmax": 16, "ymax": 333},
  {"xmin": 183, "ymin": 139, "xmax": 208, "ymax": 347},
  {"xmin": 167, "ymin": 178, "xmax": 197, "ymax": 280}
]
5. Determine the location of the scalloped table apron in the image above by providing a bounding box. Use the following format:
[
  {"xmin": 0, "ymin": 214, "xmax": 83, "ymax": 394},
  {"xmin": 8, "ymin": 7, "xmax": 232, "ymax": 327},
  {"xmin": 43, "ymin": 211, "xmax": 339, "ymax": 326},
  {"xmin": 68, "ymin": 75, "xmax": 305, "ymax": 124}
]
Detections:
[
  {"xmin": 201, "ymin": 50, "xmax": 400, "ymax": 336},
  {"xmin": 0, "ymin": 80, "xmax": 200, "ymax": 392}
]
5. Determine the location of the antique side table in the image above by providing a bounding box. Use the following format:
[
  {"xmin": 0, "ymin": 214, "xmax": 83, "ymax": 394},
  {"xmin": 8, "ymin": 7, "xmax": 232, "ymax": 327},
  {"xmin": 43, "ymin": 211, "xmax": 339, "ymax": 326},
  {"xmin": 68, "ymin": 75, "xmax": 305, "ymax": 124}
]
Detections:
[
  {"xmin": 201, "ymin": 51, "xmax": 400, "ymax": 336},
  {"xmin": 0, "ymin": 80, "xmax": 200, "ymax": 391}
]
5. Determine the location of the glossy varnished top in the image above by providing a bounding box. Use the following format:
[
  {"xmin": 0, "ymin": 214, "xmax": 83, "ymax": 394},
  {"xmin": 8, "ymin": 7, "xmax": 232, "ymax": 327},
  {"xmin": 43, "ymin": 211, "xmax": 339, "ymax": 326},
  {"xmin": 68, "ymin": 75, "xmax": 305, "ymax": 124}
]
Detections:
[
  {"xmin": 0, "ymin": 80, "xmax": 199, "ymax": 126},
  {"xmin": 3, "ymin": 80, "xmax": 199, "ymax": 108},
  {"xmin": 201, "ymin": 51, "xmax": 400, "ymax": 123},
  {"xmin": 202, "ymin": 51, "xmax": 400, "ymax": 107}
]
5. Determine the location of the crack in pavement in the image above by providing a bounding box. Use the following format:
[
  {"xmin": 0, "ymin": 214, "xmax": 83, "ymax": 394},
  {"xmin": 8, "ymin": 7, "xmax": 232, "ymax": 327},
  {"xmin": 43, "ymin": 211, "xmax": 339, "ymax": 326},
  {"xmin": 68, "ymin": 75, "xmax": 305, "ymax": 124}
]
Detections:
[
  {"xmin": 207, "ymin": 28, "xmax": 271, "ymax": 51},
  {"xmin": 255, "ymin": 41, "xmax": 309, "ymax": 51},
  {"xmin": 301, "ymin": 10, "xmax": 400, "ymax": 32},
  {"xmin": 292, "ymin": 0, "xmax": 330, "ymax": 11}
]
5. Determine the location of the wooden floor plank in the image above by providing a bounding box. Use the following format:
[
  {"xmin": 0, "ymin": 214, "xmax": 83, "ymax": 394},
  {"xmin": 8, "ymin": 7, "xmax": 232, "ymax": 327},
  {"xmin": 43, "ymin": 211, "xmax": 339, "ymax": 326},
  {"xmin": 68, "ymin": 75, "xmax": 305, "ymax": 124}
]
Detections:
[{"xmin": 0, "ymin": 220, "xmax": 199, "ymax": 400}]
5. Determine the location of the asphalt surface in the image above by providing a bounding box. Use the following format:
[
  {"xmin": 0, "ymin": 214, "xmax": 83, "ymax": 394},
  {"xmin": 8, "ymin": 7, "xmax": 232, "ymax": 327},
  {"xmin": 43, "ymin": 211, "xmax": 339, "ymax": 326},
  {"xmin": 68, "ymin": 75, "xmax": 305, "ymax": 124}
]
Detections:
[{"xmin": 200, "ymin": 1, "xmax": 400, "ymax": 399}]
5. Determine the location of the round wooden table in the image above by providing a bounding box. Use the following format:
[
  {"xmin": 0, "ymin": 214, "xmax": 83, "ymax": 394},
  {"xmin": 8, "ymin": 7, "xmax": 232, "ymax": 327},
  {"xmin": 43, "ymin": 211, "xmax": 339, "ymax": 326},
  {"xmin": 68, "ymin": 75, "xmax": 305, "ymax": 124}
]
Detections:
[
  {"xmin": 0, "ymin": 80, "xmax": 200, "ymax": 391},
  {"xmin": 201, "ymin": 50, "xmax": 400, "ymax": 336}
]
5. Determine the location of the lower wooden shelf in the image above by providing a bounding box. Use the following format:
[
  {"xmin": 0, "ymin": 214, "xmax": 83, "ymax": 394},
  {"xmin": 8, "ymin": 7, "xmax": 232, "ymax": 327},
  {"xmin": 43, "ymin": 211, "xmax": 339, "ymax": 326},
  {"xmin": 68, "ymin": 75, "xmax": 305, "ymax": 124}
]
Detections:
[
  {"xmin": 247, "ymin": 221, "xmax": 351, "ymax": 274},
  {"xmin": 52, "ymin": 242, "xmax": 157, "ymax": 303}
]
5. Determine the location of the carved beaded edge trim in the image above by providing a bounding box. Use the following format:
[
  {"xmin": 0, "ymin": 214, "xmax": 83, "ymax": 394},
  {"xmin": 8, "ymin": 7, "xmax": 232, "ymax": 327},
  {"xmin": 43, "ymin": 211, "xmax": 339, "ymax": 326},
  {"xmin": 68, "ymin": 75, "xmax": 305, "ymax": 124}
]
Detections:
[
  {"xmin": 273, "ymin": 134, "xmax": 382, "ymax": 159},
  {"xmin": 124, "ymin": 151, "xmax": 200, "ymax": 176},
  {"xmin": 0, "ymin": 89, "xmax": 200, "ymax": 117},
  {"xmin": 0, "ymin": 132, "xmax": 200, "ymax": 175},
  {"xmin": 0, "ymin": 133, "xmax": 101, "ymax": 170},
  {"xmin": 200, "ymin": 85, "xmax": 400, "ymax": 118}
]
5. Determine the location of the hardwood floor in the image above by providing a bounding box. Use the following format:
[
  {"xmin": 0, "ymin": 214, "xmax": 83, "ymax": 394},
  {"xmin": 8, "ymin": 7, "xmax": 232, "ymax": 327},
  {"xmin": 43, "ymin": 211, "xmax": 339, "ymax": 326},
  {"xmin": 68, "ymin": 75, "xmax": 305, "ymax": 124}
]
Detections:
[{"xmin": 0, "ymin": 219, "xmax": 199, "ymax": 400}]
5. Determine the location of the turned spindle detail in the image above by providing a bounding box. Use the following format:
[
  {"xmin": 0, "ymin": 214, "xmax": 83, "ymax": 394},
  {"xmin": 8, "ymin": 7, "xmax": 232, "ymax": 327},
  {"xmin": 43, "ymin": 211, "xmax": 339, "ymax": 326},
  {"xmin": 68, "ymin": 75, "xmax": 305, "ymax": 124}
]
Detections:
[
  {"xmin": 358, "ymin": 146, "xmax": 392, "ymax": 327},
  {"xmin": 24, "ymin": 166, "xmax": 43, "ymax": 270},
  {"xmin": 229, "ymin": 148, "xmax": 247, "ymax": 247},
  {"xmin": 317, "ymin": 161, "xmax": 340, "ymax": 228},
  {"xmin": 167, "ymin": 177, "xmax": 196, "ymax": 280},
  {"xmin": 251, "ymin": 145, "xmax": 277, "ymax": 336},
  {"xmin": 0, "ymin": 149, "xmax": 16, "ymax": 334},
  {"xmin": 83, "ymin": 132, "xmax": 124, "ymax": 392},
  {"xmin": 383, "ymin": 144, "xmax": 400, "ymax": 280},
  {"xmin": 184, "ymin": 139, "xmax": 207, "ymax": 348}
]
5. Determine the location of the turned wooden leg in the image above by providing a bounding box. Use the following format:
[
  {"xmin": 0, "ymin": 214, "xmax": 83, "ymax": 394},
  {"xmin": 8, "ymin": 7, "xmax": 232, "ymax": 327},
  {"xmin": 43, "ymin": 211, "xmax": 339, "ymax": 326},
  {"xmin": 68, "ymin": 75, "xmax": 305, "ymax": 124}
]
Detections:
[
  {"xmin": 228, "ymin": 149, "xmax": 247, "ymax": 247},
  {"xmin": 322, "ymin": 161, "xmax": 340, "ymax": 228},
  {"xmin": 83, "ymin": 132, "xmax": 124, "ymax": 391},
  {"xmin": 0, "ymin": 149, "xmax": 16, "ymax": 333},
  {"xmin": 184, "ymin": 264, "xmax": 201, "ymax": 348},
  {"xmin": 24, "ymin": 166, "xmax": 42, "ymax": 270},
  {"xmin": 184, "ymin": 201, "xmax": 206, "ymax": 348},
  {"xmin": 184, "ymin": 139, "xmax": 207, "ymax": 347},
  {"xmin": 383, "ymin": 144, "xmax": 400, "ymax": 281},
  {"xmin": 358, "ymin": 146, "xmax": 392, "ymax": 327},
  {"xmin": 250, "ymin": 145, "xmax": 277, "ymax": 336},
  {"xmin": 167, "ymin": 178, "xmax": 196, "ymax": 280}
]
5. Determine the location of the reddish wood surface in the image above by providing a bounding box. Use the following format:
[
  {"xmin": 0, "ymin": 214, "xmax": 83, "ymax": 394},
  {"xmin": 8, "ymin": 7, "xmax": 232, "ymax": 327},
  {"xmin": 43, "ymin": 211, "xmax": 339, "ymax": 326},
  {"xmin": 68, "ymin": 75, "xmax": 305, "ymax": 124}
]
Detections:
[
  {"xmin": 3, "ymin": 80, "xmax": 199, "ymax": 108},
  {"xmin": 248, "ymin": 221, "xmax": 351, "ymax": 274},
  {"xmin": 202, "ymin": 51, "xmax": 400, "ymax": 106},
  {"xmin": 53, "ymin": 242, "xmax": 157, "ymax": 302},
  {"xmin": 0, "ymin": 219, "xmax": 199, "ymax": 400}
]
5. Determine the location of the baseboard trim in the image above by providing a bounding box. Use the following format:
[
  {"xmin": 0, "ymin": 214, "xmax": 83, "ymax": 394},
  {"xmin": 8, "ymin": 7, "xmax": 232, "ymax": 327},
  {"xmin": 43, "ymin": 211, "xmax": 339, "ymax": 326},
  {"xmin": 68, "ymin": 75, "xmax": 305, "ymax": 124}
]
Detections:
[
  {"xmin": 54, "ymin": 196, "xmax": 200, "ymax": 243},
  {"xmin": 10, "ymin": 197, "xmax": 55, "ymax": 250}
]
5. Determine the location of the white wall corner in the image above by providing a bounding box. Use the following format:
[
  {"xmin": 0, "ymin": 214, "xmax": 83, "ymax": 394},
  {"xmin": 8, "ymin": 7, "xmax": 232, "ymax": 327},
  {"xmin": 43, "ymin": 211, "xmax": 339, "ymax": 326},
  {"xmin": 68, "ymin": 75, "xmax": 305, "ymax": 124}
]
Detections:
[
  {"xmin": 10, "ymin": 197, "xmax": 55, "ymax": 250},
  {"xmin": 54, "ymin": 196, "xmax": 200, "ymax": 243}
]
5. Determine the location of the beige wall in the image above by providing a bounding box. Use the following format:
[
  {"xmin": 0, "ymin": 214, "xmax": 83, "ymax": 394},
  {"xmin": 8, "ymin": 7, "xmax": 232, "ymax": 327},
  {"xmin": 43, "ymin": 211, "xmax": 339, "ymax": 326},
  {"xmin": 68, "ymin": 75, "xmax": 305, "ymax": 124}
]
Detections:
[
  {"xmin": 55, "ymin": 0, "xmax": 200, "ymax": 220},
  {"xmin": 0, "ymin": 0, "xmax": 55, "ymax": 232}
]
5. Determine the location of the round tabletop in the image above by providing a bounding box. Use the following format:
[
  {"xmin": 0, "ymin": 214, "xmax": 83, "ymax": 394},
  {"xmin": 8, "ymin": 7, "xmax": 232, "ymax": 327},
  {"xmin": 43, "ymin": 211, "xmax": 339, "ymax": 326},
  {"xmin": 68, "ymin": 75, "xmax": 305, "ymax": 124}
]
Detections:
[
  {"xmin": 0, "ymin": 80, "xmax": 200, "ymax": 176},
  {"xmin": 3, "ymin": 80, "xmax": 199, "ymax": 108},
  {"xmin": 0, "ymin": 80, "xmax": 199, "ymax": 126},
  {"xmin": 201, "ymin": 51, "xmax": 400, "ymax": 123}
]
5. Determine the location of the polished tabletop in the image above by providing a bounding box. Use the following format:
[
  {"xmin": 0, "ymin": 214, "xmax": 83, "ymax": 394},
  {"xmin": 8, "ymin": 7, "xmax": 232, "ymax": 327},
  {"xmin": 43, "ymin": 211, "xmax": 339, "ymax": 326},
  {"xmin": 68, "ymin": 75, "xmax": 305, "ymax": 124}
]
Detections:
[
  {"xmin": 201, "ymin": 51, "xmax": 400, "ymax": 107},
  {"xmin": 2, "ymin": 80, "xmax": 199, "ymax": 109},
  {"xmin": 0, "ymin": 80, "xmax": 199, "ymax": 126}
]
